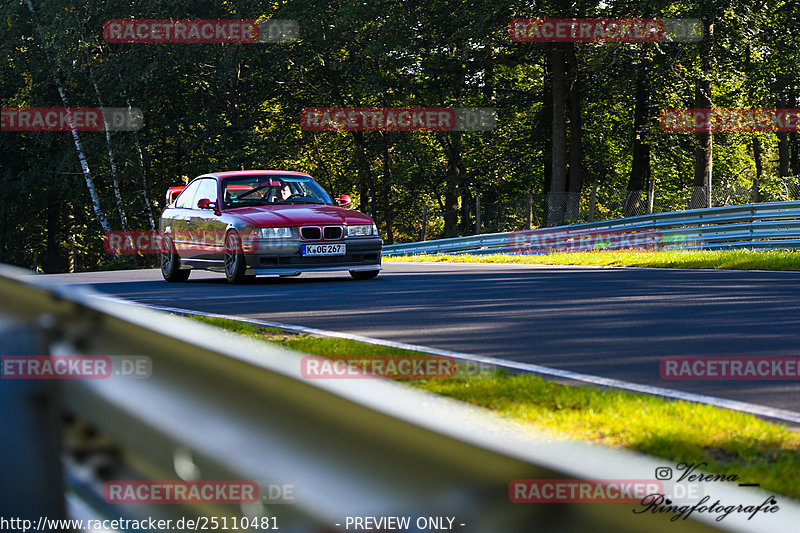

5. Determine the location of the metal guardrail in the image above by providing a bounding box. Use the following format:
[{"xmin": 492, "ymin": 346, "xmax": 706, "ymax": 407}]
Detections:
[
  {"xmin": 2, "ymin": 264, "xmax": 799, "ymax": 532},
  {"xmin": 383, "ymin": 201, "xmax": 800, "ymax": 256}
]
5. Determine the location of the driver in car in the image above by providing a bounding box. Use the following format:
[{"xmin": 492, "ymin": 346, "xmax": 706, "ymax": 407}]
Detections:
[{"xmin": 279, "ymin": 183, "xmax": 292, "ymax": 200}]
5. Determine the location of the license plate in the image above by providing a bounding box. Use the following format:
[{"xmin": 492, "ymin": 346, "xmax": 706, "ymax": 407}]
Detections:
[{"xmin": 302, "ymin": 244, "xmax": 346, "ymax": 256}]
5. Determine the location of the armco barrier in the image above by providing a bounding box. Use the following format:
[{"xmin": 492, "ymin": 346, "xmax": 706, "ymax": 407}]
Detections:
[
  {"xmin": 383, "ymin": 201, "xmax": 800, "ymax": 256},
  {"xmin": 1, "ymin": 264, "xmax": 799, "ymax": 532}
]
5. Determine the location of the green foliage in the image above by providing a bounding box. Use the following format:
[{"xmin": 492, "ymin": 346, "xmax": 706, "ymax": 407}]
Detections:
[{"xmin": 1, "ymin": 0, "xmax": 797, "ymax": 271}]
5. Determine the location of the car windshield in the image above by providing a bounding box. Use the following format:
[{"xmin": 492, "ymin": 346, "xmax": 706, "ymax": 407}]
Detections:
[{"xmin": 221, "ymin": 175, "xmax": 333, "ymax": 208}]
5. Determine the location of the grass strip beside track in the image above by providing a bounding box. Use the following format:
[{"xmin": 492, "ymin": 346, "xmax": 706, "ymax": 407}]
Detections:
[
  {"xmin": 191, "ymin": 315, "xmax": 800, "ymax": 501},
  {"xmin": 387, "ymin": 249, "xmax": 800, "ymax": 270}
]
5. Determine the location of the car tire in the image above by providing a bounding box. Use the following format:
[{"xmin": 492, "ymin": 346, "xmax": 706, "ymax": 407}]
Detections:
[
  {"xmin": 161, "ymin": 237, "xmax": 190, "ymax": 282},
  {"xmin": 349, "ymin": 269, "xmax": 379, "ymax": 280},
  {"xmin": 224, "ymin": 231, "xmax": 248, "ymax": 284}
]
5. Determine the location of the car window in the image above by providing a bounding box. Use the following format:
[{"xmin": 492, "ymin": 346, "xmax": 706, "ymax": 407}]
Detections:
[
  {"xmin": 222, "ymin": 175, "xmax": 333, "ymax": 208},
  {"xmin": 192, "ymin": 178, "xmax": 218, "ymax": 206},
  {"xmin": 174, "ymin": 180, "xmax": 201, "ymax": 209}
]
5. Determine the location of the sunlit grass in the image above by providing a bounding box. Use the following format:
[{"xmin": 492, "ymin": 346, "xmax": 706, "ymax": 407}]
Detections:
[
  {"xmin": 387, "ymin": 249, "xmax": 800, "ymax": 270},
  {"xmin": 419, "ymin": 373, "xmax": 800, "ymax": 500},
  {"xmin": 191, "ymin": 315, "xmax": 800, "ymax": 500}
]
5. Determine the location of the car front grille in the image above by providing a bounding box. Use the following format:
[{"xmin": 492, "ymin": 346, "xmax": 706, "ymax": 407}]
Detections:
[
  {"xmin": 301, "ymin": 225, "xmax": 343, "ymax": 240},
  {"xmin": 323, "ymin": 226, "xmax": 343, "ymax": 240},
  {"xmin": 300, "ymin": 226, "xmax": 321, "ymax": 240}
]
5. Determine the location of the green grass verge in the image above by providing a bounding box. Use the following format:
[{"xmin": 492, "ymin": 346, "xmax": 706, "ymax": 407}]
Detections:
[
  {"xmin": 191, "ymin": 315, "xmax": 800, "ymax": 501},
  {"xmin": 387, "ymin": 249, "xmax": 800, "ymax": 270}
]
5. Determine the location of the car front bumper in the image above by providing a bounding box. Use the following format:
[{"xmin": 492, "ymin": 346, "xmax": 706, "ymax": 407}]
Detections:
[{"xmin": 241, "ymin": 236, "xmax": 382, "ymax": 275}]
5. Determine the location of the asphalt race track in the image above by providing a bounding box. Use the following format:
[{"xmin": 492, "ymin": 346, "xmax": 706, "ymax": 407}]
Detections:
[{"xmin": 45, "ymin": 262, "xmax": 800, "ymax": 416}]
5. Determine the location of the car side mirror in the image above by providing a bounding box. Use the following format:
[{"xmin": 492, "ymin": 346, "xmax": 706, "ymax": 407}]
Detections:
[
  {"xmin": 336, "ymin": 194, "xmax": 352, "ymax": 207},
  {"xmin": 197, "ymin": 198, "xmax": 220, "ymax": 215}
]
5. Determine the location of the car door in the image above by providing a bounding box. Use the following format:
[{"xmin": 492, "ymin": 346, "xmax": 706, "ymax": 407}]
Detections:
[
  {"xmin": 168, "ymin": 179, "xmax": 202, "ymax": 256},
  {"xmin": 189, "ymin": 178, "xmax": 226, "ymax": 260}
]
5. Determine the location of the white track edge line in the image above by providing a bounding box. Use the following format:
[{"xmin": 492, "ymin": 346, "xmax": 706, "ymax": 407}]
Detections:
[{"xmin": 92, "ymin": 295, "xmax": 800, "ymax": 425}]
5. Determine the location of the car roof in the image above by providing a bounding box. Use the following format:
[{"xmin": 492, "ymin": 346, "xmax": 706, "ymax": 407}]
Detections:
[{"xmin": 205, "ymin": 170, "xmax": 313, "ymax": 179}]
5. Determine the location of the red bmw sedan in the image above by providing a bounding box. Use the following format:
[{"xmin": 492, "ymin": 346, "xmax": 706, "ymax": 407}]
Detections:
[{"xmin": 159, "ymin": 171, "xmax": 382, "ymax": 283}]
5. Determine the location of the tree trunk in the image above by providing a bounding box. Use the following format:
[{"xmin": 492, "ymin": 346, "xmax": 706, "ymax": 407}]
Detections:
[
  {"xmin": 549, "ymin": 45, "xmax": 567, "ymax": 226},
  {"xmin": 380, "ymin": 133, "xmax": 395, "ymax": 245},
  {"xmin": 789, "ymin": 89, "xmax": 799, "ymax": 179},
  {"xmin": 691, "ymin": 18, "xmax": 714, "ymax": 209},
  {"xmin": 752, "ymin": 137, "xmax": 763, "ymax": 203},
  {"xmin": 133, "ymin": 129, "xmax": 156, "ymax": 229},
  {"xmin": 566, "ymin": 44, "xmax": 582, "ymax": 222},
  {"xmin": 777, "ymin": 132, "xmax": 792, "ymax": 178},
  {"xmin": 443, "ymin": 188, "xmax": 457, "ymax": 237},
  {"xmin": 777, "ymin": 91, "xmax": 794, "ymax": 178},
  {"xmin": 351, "ymin": 131, "xmax": 375, "ymax": 217},
  {"xmin": 626, "ymin": 72, "xmax": 650, "ymax": 217},
  {"xmin": 541, "ymin": 58, "xmax": 552, "ymax": 225},
  {"xmin": 100, "ymin": 93, "xmax": 128, "ymax": 231},
  {"xmin": 27, "ymin": 0, "xmax": 111, "ymax": 233},
  {"xmin": 421, "ymin": 204, "xmax": 427, "ymax": 241},
  {"xmin": 311, "ymin": 133, "xmax": 337, "ymax": 193},
  {"xmin": 692, "ymin": 87, "xmax": 713, "ymax": 208},
  {"xmin": 75, "ymin": 12, "xmax": 128, "ymax": 230},
  {"xmin": 45, "ymin": 200, "xmax": 61, "ymax": 273},
  {"xmin": 120, "ymin": 73, "xmax": 157, "ymax": 230},
  {"xmin": 459, "ymin": 186, "xmax": 472, "ymax": 235},
  {"xmin": 0, "ymin": 203, "xmax": 6, "ymax": 263},
  {"xmin": 746, "ymin": 47, "xmax": 762, "ymax": 204},
  {"xmin": 443, "ymin": 133, "xmax": 465, "ymax": 237}
]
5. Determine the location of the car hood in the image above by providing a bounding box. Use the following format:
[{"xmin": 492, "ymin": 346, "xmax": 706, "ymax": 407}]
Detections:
[{"xmin": 225, "ymin": 204, "xmax": 375, "ymax": 227}]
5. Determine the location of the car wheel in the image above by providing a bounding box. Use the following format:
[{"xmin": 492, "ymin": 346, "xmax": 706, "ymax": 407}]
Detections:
[
  {"xmin": 160, "ymin": 237, "xmax": 190, "ymax": 282},
  {"xmin": 349, "ymin": 269, "xmax": 379, "ymax": 280},
  {"xmin": 224, "ymin": 231, "xmax": 248, "ymax": 284}
]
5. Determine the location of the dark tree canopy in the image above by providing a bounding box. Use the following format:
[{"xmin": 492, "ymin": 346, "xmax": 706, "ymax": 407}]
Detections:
[{"xmin": 1, "ymin": 0, "xmax": 798, "ymax": 271}]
